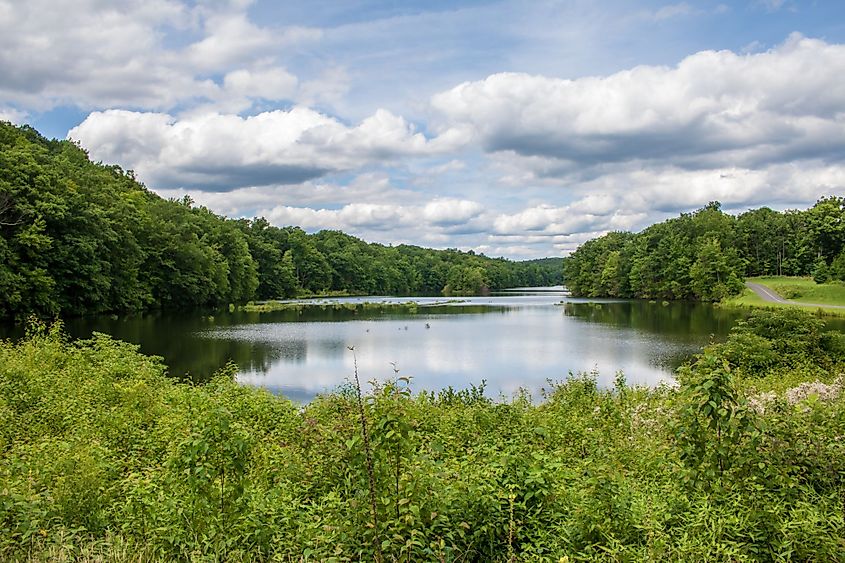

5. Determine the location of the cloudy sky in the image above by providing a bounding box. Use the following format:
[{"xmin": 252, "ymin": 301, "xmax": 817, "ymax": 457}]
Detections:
[{"xmin": 2, "ymin": 0, "xmax": 844, "ymax": 258}]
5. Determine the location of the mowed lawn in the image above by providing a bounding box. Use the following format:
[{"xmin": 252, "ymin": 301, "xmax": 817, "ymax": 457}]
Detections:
[
  {"xmin": 751, "ymin": 276, "xmax": 845, "ymax": 305},
  {"xmin": 725, "ymin": 276, "xmax": 845, "ymax": 314}
]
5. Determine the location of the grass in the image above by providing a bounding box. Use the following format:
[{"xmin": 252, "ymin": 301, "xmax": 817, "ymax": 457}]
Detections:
[
  {"xmin": 3, "ymin": 318, "xmax": 845, "ymax": 561},
  {"xmin": 722, "ymin": 276, "xmax": 845, "ymax": 317},
  {"xmin": 751, "ymin": 276, "xmax": 845, "ymax": 305}
]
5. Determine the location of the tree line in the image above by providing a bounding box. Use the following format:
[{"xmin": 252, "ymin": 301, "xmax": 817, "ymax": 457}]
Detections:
[
  {"xmin": 563, "ymin": 198, "xmax": 845, "ymax": 301},
  {"xmin": 0, "ymin": 122, "xmax": 561, "ymax": 320}
]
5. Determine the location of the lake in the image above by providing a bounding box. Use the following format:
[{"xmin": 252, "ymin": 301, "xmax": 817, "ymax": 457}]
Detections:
[{"xmin": 1, "ymin": 287, "xmax": 771, "ymax": 402}]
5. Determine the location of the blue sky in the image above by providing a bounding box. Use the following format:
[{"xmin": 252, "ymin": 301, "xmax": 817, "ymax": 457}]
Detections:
[{"xmin": 2, "ymin": 0, "xmax": 845, "ymax": 258}]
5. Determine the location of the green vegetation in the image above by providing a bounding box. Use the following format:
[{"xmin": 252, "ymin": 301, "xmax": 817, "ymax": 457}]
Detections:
[
  {"xmin": 750, "ymin": 276, "xmax": 845, "ymax": 306},
  {"xmin": 564, "ymin": 198, "xmax": 845, "ymax": 301},
  {"xmin": 725, "ymin": 286, "xmax": 793, "ymax": 310},
  {"xmin": 724, "ymin": 277, "xmax": 845, "ymax": 317},
  {"xmin": 2, "ymin": 311, "xmax": 844, "ymax": 561},
  {"xmin": 0, "ymin": 122, "xmax": 561, "ymax": 321},
  {"xmin": 238, "ymin": 300, "xmax": 447, "ymax": 313}
]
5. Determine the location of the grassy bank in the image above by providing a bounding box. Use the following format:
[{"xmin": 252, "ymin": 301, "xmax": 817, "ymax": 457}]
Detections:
[
  {"xmin": 1, "ymin": 314, "xmax": 844, "ymax": 561},
  {"xmin": 752, "ymin": 276, "xmax": 845, "ymax": 305},
  {"xmin": 723, "ymin": 276, "xmax": 845, "ymax": 316}
]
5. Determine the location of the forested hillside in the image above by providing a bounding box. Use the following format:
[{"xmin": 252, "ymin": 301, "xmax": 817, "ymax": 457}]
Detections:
[
  {"xmin": 0, "ymin": 122, "xmax": 561, "ymax": 320},
  {"xmin": 563, "ymin": 199, "xmax": 845, "ymax": 301}
]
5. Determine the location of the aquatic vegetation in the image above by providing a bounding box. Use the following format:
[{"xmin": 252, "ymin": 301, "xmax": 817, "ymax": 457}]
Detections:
[{"xmin": 238, "ymin": 299, "xmax": 437, "ymax": 314}]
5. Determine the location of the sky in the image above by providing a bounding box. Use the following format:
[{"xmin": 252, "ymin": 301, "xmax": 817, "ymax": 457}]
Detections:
[{"xmin": 2, "ymin": 0, "xmax": 845, "ymax": 259}]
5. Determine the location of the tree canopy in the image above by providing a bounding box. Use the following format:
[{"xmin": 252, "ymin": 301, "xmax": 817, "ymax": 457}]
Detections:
[
  {"xmin": 0, "ymin": 122, "xmax": 562, "ymax": 320},
  {"xmin": 564, "ymin": 198, "xmax": 845, "ymax": 301}
]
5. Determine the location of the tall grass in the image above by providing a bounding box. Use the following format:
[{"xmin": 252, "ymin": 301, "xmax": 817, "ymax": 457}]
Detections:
[{"xmin": 1, "ymin": 318, "xmax": 844, "ymax": 560}]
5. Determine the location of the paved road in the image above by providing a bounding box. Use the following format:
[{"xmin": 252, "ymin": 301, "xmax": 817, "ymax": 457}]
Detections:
[{"xmin": 745, "ymin": 282, "xmax": 845, "ymax": 309}]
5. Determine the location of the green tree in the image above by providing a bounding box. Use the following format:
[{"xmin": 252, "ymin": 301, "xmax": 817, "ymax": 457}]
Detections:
[
  {"xmin": 812, "ymin": 255, "xmax": 831, "ymax": 284},
  {"xmin": 689, "ymin": 238, "xmax": 744, "ymax": 301},
  {"xmin": 443, "ymin": 265, "xmax": 489, "ymax": 296}
]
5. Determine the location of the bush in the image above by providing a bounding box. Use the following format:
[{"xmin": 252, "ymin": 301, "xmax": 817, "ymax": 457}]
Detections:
[{"xmin": 1, "ymin": 319, "xmax": 844, "ymax": 560}]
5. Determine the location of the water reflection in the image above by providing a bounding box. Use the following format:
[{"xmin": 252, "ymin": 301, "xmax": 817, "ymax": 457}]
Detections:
[
  {"xmin": 562, "ymin": 300, "xmax": 739, "ymax": 338},
  {"xmin": 0, "ymin": 290, "xmax": 769, "ymax": 402},
  {"xmin": 202, "ymin": 293, "xmax": 746, "ymax": 401}
]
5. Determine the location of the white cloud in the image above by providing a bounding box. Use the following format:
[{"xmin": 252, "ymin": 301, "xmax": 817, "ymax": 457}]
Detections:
[
  {"xmin": 490, "ymin": 160, "xmax": 845, "ymax": 240},
  {"xmin": 158, "ymin": 172, "xmax": 405, "ymax": 217},
  {"xmin": 422, "ymin": 198, "xmax": 484, "ymax": 226},
  {"xmin": 249, "ymin": 196, "xmax": 633, "ymax": 258},
  {"xmin": 184, "ymin": 12, "xmax": 276, "ymax": 71},
  {"xmin": 69, "ymin": 107, "xmax": 455, "ymax": 189},
  {"xmin": 741, "ymin": 40, "xmax": 765, "ymax": 54},
  {"xmin": 1, "ymin": 0, "xmax": 193, "ymax": 110},
  {"xmin": 491, "ymin": 204, "xmax": 632, "ymax": 236},
  {"xmin": 140, "ymin": 156, "xmax": 845, "ymax": 261},
  {"xmin": 427, "ymin": 159, "xmax": 466, "ymax": 175},
  {"xmin": 183, "ymin": 9, "xmax": 321, "ymax": 71},
  {"xmin": 222, "ymin": 67, "xmax": 299, "ymax": 100},
  {"xmin": 431, "ymin": 35, "xmax": 845, "ymax": 172},
  {"xmin": 9, "ymin": 0, "xmax": 843, "ymax": 261},
  {"xmin": 262, "ymin": 201, "xmax": 484, "ymax": 233},
  {"xmin": 0, "ymin": 107, "xmax": 27, "ymax": 124},
  {"xmin": 263, "ymin": 203, "xmax": 405, "ymax": 232},
  {"xmin": 0, "ymin": 0, "xmax": 318, "ymax": 112},
  {"xmin": 296, "ymin": 67, "xmax": 351, "ymax": 108}
]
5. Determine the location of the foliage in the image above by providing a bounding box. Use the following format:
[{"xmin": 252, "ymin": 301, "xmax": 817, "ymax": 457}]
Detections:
[
  {"xmin": 710, "ymin": 307, "xmax": 844, "ymax": 379},
  {"xmin": 2, "ymin": 312, "xmax": 845, "ymax": 560},
  {"xmin": 443, "ymin": 265, "xmax": 490, "ymax": 296},
  {"xmin": 0, "ymin": 122, "xmax": 563, "ymax": 321},
  {"xmin": 565, "ymin": 197, "xmax": 845, "ymax": 302},
  {"xmin": 674, "ymin": 352, "xmax": 760, "ymax": 491},
  {"xmin": 564, "ymin": 202, "xmax": 746, "ymax": 301},
  {"xmin": 812, "ymin": 256, "xmax": 831, "ymax": 284},
  {"xmin": 759, "ymin": 276, "xmax": 845, "ymax": 307},
  {"xmin": 238, "ymin": 300, "xmax": 442, "ymax": 313}
]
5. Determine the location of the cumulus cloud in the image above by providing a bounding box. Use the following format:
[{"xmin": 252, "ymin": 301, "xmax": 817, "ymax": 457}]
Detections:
[
  {"xmin": 261, "ymin": 198, "xmax": 486, "ymax": 233},
  {"xmin": 422, "ymin": 199, "xmax": 484, "ymax": 226},
  {"xmin": 11, "ymin": 0, "xmax": 844, "ymax": 261},
  {"xmin": 419, "ymin": 33, "xmax": 845, "ymax": 251},
  {"xmin": 492, "ymin": 203, "xmax": 639, "ymax": 237},
  {"xmin": 247, "ymin": 194, "xmax": 638, "ymax": 259},
  {"xmin": 0, "ymin": 0, "xmax": 318, "ymax": 112},
  {"xmin": 157, "ymin": 172, "xmax": 405, "ymax": 217},
  {"xmin": 184, "ymin": 12, "xmax": 286, "ymax": 71},
  {"xmin": 486, "ymin": 159, "xmax": 845, "ymax": 248},
  {"xmin": 223, "ymin": 67, "xmax": 299, "ymax": 101},
  {"xmin": 69, "ymin": 107, "xmax": 457, "ymax": 189},
  {"xmin": 431, "ymin": 35, "xmax": 845, "ymax": 172},
  {"xmin": 0, "ymin": 0, "xmax": 194, "ymax": 109},
  {"xmin": 0, "ymin": 107, "xmax": 27, "ymax": 124}
]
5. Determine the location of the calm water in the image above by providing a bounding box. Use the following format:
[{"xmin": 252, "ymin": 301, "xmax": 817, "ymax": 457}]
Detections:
[{"xmin": 0, "ymin": 288, "xmax": 773, "ymax": 401}]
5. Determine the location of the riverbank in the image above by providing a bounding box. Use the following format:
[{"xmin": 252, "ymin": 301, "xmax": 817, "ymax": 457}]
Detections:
[{"xmin": 2, "ymin": 313, "xmax": 843, "ymax": 561}]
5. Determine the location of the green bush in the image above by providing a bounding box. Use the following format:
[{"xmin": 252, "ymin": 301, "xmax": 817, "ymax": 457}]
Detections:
[{"xmin": 1, "ymin": 317, "xmax": 844, "ymax": 560}]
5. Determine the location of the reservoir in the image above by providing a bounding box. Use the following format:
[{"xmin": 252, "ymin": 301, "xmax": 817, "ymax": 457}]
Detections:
[{"xmin": 3, "ymin": 288, "xmax": 765, "ymax": 401}]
